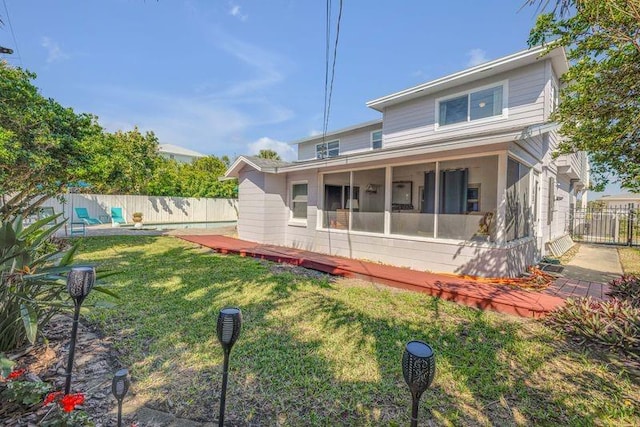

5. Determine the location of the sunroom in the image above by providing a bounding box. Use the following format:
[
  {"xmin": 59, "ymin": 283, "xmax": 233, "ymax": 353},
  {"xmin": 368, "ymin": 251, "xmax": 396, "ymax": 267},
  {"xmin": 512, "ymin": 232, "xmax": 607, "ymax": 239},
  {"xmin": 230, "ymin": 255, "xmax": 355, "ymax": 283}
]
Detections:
[{"xmin": 319, "ymin": 153, "xmax": 532, "ymax": 245}]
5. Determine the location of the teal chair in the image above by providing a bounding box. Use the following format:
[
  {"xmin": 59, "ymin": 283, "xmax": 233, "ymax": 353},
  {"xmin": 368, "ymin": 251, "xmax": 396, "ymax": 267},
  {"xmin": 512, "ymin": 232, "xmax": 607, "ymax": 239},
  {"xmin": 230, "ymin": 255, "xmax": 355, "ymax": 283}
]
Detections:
[
  {"xmin": 74, "ymin": 207, "xmax": 101, "ymax": 225},
  {"xmin": 111, "ymin": 207, "xmax": 127, "ymax": 225}
]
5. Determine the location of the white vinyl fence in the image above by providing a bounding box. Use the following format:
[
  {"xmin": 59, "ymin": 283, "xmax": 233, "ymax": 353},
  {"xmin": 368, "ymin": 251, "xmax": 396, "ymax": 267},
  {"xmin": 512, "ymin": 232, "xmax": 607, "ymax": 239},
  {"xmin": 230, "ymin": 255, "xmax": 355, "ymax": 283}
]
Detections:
[{"xmin": 42, "ymin": 194, "xmax": 238, "ymax": 224}]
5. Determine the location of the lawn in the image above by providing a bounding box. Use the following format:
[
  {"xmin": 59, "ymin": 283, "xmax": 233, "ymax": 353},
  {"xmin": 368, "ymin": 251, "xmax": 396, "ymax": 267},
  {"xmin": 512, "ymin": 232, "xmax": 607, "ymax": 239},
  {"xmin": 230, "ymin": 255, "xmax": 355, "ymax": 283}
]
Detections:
[
  {"xmin": 619, "ymin": 247, "xmax": 640, "ymax": 274},
  {"xmin": 76, "ymin": 236, "xmax": 639, "ymax": 426}
]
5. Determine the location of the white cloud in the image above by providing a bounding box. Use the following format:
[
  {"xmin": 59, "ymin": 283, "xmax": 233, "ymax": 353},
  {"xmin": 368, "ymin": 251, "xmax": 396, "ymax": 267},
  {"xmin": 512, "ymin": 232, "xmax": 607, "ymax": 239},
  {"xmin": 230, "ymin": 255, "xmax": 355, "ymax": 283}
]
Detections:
[
  {"xmin": 91, "ymin": 85, "xmax": 293, "ymax": 157},
  {"xmin": 41, "ymin": 37, "xmax": 69, "ymax": 63},
  {"xmin": 466, "ymin": 48, "xmax": 488, "ymax": 67},
  {"xmin": 83, "ymin": 27, "xmax": 294, "ymax": 157},
  {"xmin": 229, "ymin": 3, "xmax": 248, "ymax": 21},
  {"xmin": 247, "ymin": 137, "xmax": 296, "ymax": 161},
  {"xmin": 308, "ymin": 129, "xmax": 322, "ymax": 137}
]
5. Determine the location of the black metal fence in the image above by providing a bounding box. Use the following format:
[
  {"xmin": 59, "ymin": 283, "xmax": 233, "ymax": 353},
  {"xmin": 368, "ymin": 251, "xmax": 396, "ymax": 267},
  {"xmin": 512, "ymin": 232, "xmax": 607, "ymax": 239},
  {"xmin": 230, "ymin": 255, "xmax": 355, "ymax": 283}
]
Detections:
[{"xmin": 569, "ymin": 205, "xmax": 639, "ymax": 246}]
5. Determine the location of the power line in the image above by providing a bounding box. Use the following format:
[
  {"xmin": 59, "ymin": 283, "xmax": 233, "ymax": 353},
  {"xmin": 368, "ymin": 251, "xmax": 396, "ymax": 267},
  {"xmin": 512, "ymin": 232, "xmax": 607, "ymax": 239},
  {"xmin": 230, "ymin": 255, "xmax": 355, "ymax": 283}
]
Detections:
[
  {"xmin": 325, "ymin": 0, "xmax": 343, "ymax": 141},
  {"xmin": 322, "ymin": 0, "xmax": 331, "ymax": 145},
  {"xmin": 2, "ymin": 0, "xmax": 23, "ymax": 66}
]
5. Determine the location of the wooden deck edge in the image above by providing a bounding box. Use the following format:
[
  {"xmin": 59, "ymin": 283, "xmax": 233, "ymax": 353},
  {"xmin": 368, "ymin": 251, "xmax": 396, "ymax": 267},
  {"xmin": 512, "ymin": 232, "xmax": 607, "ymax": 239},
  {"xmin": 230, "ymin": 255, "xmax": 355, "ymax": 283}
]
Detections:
[{"xmin": 179, "ymin": 236, "xmax": 564, "ymax": 318}]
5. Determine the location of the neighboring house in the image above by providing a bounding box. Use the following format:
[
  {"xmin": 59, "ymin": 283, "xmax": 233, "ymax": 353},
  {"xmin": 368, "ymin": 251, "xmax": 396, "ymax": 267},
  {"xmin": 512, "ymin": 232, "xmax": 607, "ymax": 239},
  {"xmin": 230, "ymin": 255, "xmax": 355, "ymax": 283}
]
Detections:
[
  {"xmin": 598, "ymin": 193, "xmax": 640, "ymax": 209},
  {"xmin": 224, "ymin": 46, "xmax": 589, "ymax": 277},
  {"xmin": 159, "ymin": 144, "xmax": 206, "ymax": 163}
]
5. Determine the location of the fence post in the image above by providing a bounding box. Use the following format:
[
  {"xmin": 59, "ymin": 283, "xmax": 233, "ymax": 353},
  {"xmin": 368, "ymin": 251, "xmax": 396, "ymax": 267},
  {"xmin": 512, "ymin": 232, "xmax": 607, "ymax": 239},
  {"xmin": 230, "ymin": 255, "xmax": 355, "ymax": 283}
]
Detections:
[{"xmin": 628, "ymin": 203, "xmax": 634, "ymax": 247}]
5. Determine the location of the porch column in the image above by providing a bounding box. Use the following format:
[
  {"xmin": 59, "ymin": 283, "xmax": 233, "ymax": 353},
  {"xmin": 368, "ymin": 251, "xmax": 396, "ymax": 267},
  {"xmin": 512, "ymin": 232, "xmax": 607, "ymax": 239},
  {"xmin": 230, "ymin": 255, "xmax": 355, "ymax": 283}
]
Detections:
[
  {"xmin": 384, "ymin": 166, "xmax": 391, "ymax": 235},
  {"xmin": 434, "ymin": 161, "xmax": 440, "ymax": 239},
  {"xmin": 495, "ymin": 152, "xmax": 508, "ymax": 244}
]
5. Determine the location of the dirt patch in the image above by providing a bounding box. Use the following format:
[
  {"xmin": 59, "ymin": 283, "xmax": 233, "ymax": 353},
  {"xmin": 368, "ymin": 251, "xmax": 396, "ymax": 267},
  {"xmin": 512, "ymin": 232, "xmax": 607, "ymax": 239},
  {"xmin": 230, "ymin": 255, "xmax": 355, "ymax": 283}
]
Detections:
[{"xmin": 265, "ymin": 260, "xmax": 334, "ymax": 281}]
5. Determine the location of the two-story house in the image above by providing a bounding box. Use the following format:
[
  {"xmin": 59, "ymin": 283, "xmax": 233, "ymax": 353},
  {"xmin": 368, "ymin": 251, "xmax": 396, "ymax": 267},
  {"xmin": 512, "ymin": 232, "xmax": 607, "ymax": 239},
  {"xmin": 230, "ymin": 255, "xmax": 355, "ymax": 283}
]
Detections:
[{"xmin": 224, "ymin": 46, "xmax": 589, "ymax": 277}]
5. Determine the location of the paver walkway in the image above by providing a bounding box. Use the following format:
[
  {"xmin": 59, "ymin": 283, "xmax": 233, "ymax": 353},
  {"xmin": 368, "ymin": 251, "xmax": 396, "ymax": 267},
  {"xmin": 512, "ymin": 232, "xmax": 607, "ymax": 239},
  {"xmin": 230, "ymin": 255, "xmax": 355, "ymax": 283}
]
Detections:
[
  {"xmin": 178, "ymin": 235, "xmax": 565, "ymax": 318},
  {"xmin": 544, "ymin": 244, "xmax": 622, "ymax": 300}
]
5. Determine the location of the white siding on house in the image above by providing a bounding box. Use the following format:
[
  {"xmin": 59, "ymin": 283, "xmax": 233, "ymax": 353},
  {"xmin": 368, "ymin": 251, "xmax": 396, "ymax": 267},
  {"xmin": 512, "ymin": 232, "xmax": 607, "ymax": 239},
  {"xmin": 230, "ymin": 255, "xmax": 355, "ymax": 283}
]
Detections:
[
  {"xmin": 297, "ymin": 124, "xmax": 382, "ymax": 161},
  {"xmin": 238, "ymin": 169, "xmax": 267, "ymax": 242},
  {"xmin": 382, "ymin": 62, "xmax": 547, "ymax": 148}
]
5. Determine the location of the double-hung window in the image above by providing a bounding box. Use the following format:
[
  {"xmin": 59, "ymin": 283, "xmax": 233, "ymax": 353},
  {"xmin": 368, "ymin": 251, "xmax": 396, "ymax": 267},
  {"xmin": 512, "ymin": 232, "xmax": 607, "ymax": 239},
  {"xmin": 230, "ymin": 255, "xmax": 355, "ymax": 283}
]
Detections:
[
  {"xmin": 437, "ymin": 83, "xmax": 505, "ymax": 127},
  {"xmin": 291, "ymin": 183, "xmax": 308, "ymax": 220},
  {"xmin": 371, "ymin": 130, "xmax": 382, "ymax": 150},
  {"xmin": 316, "ymin": 140, "xmax": 340, "ymax": 159}
]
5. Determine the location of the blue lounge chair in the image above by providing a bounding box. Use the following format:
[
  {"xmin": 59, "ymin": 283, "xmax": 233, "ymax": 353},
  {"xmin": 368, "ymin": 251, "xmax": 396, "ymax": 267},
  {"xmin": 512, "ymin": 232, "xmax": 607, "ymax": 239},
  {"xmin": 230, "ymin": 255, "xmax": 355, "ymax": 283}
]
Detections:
[
  {"xmin": 111, "ymin": 207, "xmax": 127, "ymax": 225},
  {"xmin": 74, "ymin": 207, "xmax": 101, "ymax": 225}
]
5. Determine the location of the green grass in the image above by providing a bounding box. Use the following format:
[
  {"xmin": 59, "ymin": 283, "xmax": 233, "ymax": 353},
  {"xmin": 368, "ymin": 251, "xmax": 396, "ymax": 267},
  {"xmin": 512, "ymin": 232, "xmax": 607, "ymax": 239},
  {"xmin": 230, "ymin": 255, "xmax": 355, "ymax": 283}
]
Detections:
[
  {"xmin": 76, "ymin": 236, "xmax": 640, "ymax": 426},
  {"xmin": 619, "ymin": 247, "xmax": 640, "ymax": 274}
]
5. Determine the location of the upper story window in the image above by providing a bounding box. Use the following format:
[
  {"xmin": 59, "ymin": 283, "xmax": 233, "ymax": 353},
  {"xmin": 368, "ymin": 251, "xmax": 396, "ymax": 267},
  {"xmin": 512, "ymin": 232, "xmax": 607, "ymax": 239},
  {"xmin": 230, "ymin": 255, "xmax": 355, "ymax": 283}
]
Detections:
[
  {"xmin": 291, "ymin": 182, "xmax": 308, "ymax": 220},
  {"xmin": 437, "ymin": 83, "xmax": 505, "ymax": 127},
  {"xmin": 316, "ymin": 140, "xmax": 339, "ymax": 159},
  {"xmin": 371, "ymin": 130, "xmax": 383, "ymax": 149}
]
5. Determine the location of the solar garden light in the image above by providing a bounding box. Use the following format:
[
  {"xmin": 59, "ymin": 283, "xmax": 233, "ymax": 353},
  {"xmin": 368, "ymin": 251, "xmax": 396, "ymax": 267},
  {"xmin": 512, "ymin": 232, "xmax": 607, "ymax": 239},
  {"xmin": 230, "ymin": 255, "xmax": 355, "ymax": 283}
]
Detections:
[
  {"xmin": 402, "ymin": 340, "xmax": 436, "ymax": 427},
  {"xmin": 216, "ymin": 307, "xmax": 242, "ymax": 427},
  {"xmin": 64, "ymin": 266, "xmax": 96, "ymax": 394},
  {"xmin": 112, "ymin": 368, "xmax": 130, "ymax": 427}
]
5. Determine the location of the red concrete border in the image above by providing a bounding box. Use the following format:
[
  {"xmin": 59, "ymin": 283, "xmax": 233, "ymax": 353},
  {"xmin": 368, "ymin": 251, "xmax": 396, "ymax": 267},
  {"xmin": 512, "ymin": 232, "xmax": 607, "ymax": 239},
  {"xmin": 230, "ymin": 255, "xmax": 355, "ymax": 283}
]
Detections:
[{"xmin": 178, "ymin": 235, "xmax": 565, "ymax": 318}]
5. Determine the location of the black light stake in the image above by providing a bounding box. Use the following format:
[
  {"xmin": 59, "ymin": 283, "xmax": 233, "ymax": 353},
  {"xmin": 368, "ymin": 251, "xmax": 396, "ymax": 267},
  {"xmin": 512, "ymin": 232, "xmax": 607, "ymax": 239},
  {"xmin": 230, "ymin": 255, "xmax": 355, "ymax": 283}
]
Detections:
[
  {"xmin": 64, "ymin": 266, "xmax": 96, "ymax": 394},
  {"xmin": 402, "ymin": 340, "xmax": 436, "ymax": 427},
  {"xmin": 216, "ymin": 307, "xmax": 242, "ymax": 427},
  {"xmin": 112, "ymin": 368, "xmax": 130, "ymax": 427}
]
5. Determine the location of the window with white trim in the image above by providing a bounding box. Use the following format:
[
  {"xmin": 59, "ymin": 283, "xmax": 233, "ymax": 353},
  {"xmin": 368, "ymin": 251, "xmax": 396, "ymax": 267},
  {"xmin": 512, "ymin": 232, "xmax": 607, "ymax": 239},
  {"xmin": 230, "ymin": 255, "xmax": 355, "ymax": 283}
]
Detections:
[
  {"xmin": 291, "ymin": 183, "xmax": 308, "ymax": 219},
  {"xmin": 371, "ymin": 130, "xmax": 382, "ymax": 150},
  {"xmin": 316, "ymin": 140, "xmax": 339, "ymax": 159},
  {"xmin": 437, "ymin": 84, "xmax": 504, "ymax": 127}
]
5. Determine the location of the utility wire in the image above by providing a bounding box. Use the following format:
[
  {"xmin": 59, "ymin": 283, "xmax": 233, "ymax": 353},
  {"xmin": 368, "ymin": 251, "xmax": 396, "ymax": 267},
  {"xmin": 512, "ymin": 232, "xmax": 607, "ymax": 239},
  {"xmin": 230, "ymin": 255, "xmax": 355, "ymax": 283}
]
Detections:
[
  {"xmin": 324, "ymin": 0, "xmax": 343, "ymax": 142},
  {"xmin": 321, "ymin": 0, "xmax": 343, "ymax": 154},
  {"xmin": 2, "ymin": 0, "xmax": 23, "ymax": 66},
  {"xmin": 322, "ymin": 0, "xmax": 331, "ymax": 146}
]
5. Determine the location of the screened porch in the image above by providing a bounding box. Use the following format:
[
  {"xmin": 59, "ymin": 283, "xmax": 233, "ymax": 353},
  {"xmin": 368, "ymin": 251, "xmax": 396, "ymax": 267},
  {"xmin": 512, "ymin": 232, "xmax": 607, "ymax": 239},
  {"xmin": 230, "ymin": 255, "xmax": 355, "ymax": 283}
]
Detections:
[{"xmin": 319, "ymin": 154, "xmax": 531, "ymax": 243}]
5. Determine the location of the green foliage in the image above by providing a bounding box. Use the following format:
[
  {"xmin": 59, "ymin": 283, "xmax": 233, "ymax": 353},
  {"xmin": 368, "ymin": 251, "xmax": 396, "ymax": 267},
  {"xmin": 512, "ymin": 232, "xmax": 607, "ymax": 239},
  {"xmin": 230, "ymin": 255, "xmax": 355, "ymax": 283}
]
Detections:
[
  {"xmin": 145, "ymin": 155, "xmax": 237, "ymax": 198},
  {"xmin": 607, "ymin": 274, "xmax": 640, "ymax": 307},
  {"xmin": 2, "ymin": 377, "xmax": 52, "ymax": 406},
  {"xmin": 257, "ymin": 149, "xmax": 281, "ymax": 160},
  {"xmin": 545, "ymin": 296, "xmax": 640, "ymax": 357},
  {"xmin": 79, "ymin": 127, "xmax": 159, "ymax": 194},
  {"xmin": 528, "ymin": 0, "xmax": 640, "ymax": 191},
  {"xmin": 179, "ymin": 156, "xmax": 237, "ymax": 198},
  {"xmin": 145, "ymin": 156, "xmax": 183, "ymax": 196},
  {"xmin": 0, "ymin": 214, "xmax": 115, "ymax": 351},
  {"xmin": 0, "ymin": 354, "xmax": 15, "ymax": 378},
  {"xmin": 0, "ymin": 63, "xmax": 102, "ymax": 219}
]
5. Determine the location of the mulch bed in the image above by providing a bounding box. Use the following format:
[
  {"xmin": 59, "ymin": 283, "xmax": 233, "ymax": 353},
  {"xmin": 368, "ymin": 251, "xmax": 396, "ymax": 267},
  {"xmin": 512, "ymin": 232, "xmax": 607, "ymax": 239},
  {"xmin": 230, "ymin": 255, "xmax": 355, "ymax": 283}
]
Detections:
[{"xmin": 1, "ymin": 315, "xmax": 128, "ymax": 426}]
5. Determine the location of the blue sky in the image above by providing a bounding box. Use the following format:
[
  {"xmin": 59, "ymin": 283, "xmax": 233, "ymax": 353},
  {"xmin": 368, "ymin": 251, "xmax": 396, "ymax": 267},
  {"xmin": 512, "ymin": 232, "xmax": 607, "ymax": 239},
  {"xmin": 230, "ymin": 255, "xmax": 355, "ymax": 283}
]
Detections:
[{"xmin": 0, "ymin": 0, "xmax": 623, "ymax": 197}]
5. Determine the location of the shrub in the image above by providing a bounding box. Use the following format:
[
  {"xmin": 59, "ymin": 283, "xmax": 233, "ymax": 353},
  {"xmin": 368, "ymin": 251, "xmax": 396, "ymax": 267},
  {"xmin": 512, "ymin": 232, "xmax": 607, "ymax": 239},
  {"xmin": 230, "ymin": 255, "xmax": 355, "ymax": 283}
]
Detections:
[
  {"xmin": 0, "ymin": 214, "xmax": 116, "ymax": 351},
  {"xmin": 545, "ymin": 297, "xmax": 640, "ymax": 358},
  {"xmin": 607, "ymin": 274, "xmax": 640, "ymax": 307}
]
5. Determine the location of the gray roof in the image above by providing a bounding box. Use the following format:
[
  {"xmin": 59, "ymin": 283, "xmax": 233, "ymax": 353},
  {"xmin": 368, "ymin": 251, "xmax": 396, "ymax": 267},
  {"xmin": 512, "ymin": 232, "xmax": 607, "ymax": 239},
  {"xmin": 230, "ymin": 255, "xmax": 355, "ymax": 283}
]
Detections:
[
  {"xmin": 244, "ymin": 156, "xmax": 291, "ymax": 168},
  {"xmin": 289, "ymin": 119, "xmax": 382, "ymax": 145},
  {"xmin": 600, "ymin": 193, "xmax": 640, "ymax": 201},
  {"xmin": 158, "ymin": 144, "xmax": 206, "ymax": 157}
]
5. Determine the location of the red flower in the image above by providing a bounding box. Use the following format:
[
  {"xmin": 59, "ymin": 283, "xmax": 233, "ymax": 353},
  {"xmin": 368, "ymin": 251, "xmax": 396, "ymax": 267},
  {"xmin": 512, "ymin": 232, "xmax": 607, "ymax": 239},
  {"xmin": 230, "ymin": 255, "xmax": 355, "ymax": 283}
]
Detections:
[
  {"xmin": 60, "ymin": 393, "xmax": 85, "ymax": 412},
  {"xmin": 6, "ymin": 368, "xmax": 26, "ymax": 380},
  {"xmin": 44, "ymin": 391, "xmax": 63, "ymax": 406}
]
